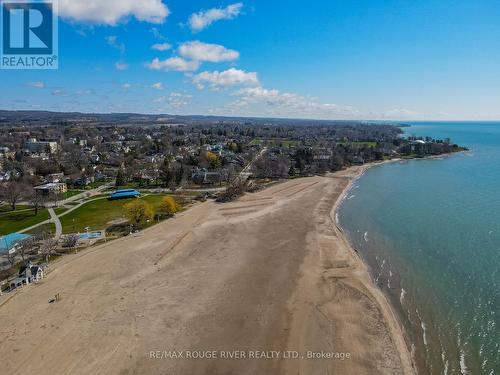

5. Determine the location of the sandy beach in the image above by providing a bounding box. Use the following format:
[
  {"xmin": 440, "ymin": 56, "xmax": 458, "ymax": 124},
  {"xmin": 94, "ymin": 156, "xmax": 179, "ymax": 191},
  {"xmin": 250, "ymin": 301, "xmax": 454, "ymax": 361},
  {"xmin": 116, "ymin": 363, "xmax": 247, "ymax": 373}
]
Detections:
[{"xmin": 0, "ymin": 166, "xmax": 414, "ymax": 375}]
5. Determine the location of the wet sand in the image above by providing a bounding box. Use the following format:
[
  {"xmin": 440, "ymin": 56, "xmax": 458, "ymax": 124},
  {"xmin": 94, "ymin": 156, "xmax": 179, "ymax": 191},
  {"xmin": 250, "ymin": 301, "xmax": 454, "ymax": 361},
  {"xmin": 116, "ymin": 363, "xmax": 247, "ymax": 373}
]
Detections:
[{"xmin": 0, "ymin": 167, "xmax": 414, "ymax": 375}]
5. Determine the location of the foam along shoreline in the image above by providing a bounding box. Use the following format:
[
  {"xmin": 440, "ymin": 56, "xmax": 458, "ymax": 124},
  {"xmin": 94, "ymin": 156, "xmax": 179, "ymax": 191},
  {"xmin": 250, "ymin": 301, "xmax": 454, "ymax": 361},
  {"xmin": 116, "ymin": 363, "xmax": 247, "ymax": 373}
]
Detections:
[{"xmin": 333, "ymin": 161, "xmax": 416, "ymax": 374}]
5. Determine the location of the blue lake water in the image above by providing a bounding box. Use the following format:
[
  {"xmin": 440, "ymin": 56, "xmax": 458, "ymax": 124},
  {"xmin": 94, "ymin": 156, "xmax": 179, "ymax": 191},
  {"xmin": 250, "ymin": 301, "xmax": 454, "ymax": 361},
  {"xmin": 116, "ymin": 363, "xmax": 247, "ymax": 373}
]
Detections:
[{"xmin": 338, "ymin": 122, "xmax": 500, "ymax": 375}]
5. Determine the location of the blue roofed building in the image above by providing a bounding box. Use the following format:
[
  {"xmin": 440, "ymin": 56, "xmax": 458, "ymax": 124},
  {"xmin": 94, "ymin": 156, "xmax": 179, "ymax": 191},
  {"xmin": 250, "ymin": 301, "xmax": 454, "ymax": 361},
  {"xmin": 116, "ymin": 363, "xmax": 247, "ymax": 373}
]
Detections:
[
  {"xmin": 109, "ymin": 189, "xmax": 141, "ymax": 200},
  {"xmin": 0, "ymin": 233, "xmax": 31, "ymax": 254}
]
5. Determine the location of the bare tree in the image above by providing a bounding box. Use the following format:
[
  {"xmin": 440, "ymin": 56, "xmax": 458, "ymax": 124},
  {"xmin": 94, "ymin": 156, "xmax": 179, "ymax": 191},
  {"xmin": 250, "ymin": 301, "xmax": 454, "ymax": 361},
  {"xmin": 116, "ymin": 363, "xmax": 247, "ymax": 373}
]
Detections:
[
  {"xmin": 18, "ymin": 237, "xmax": 39, "ymax": 262},
  {"xmin": 6, "ymin": 249, "xmax": 17, "ymax": 269},
  {"xmin": 62, "ymin": 234, "xmax": 79, "ymax": 253},
  {"xmin": 1, "ymin": 182, "xmax": 28, "ymax": 210},
  {"xmin": 40, "ymin": 238, "xmax": 58, "ymax": 263},
  {"xmin": 27, "ymin": 188, "xmax": 45, "ymax": 214},
  {"xmin": 49, "ymin": 191, "xmax": 61, "ymax": 207}
]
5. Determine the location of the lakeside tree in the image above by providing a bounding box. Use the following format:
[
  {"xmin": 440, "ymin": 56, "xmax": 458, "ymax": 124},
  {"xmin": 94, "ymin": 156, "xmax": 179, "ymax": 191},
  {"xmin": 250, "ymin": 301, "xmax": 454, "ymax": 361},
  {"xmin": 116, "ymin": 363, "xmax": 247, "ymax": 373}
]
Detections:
[
  {"xmin": 158, "ymin": 196, "xmax": 179, "ymax": 217},
  {"xmin": 40, "ymin": 238, "xmax": 58, "ymax": 263},
  {"xmin": 18, "ymin": 237, "xmax": 39, "ymax": 262},
  {"xmin": 6, "ymin": 248, "xmax": 17, "ymax": 269},
  {"xmin": 62, "ymin": 234, "xmax": 80, "ymax": 253},
  {"xmin": 123, "ymin": 200, "xmax": 154, "ymax": 227}
]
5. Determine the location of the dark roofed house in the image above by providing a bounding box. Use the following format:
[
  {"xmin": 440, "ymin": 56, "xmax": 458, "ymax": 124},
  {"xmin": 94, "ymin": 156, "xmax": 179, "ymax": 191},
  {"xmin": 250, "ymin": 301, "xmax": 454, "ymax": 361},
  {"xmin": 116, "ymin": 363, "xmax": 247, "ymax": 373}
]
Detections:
[
  {"xmin": 10, "ymin": 262, "xmax": 45, "ymax": 290},
  {"xmin": 109, "ymin": 189, "xmax": 141, "ymax": 200}
]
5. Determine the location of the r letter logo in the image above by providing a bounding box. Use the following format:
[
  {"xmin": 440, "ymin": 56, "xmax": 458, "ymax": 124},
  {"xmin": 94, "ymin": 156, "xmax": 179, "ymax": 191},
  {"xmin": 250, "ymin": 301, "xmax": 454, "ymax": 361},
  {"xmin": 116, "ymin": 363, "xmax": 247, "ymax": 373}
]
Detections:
[{"xmin": 1, "ymin": 0, "xmax": 58, "ymax": 69}]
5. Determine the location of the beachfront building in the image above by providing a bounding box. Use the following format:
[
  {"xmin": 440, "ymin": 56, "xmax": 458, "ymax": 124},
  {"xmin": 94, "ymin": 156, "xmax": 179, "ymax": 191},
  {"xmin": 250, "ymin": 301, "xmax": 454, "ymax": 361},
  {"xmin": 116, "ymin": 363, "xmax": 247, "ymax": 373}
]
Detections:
[
  {"xmin": 9, "ymin": 263, "xmax": 45, "ymax": 290},
  {"xmin": 109, "ymin": 189, "xmax": 141, "ymax": 200}
]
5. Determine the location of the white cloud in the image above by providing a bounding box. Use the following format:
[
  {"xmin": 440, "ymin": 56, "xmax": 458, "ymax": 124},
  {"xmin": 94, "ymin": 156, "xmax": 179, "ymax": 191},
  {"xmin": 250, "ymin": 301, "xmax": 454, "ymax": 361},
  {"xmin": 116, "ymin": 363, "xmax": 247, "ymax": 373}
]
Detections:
[
  {"xmin": 151, "ymin": 82, "xmax": 164, "ymax": 90},
  {"xmin": 147, "ymin": 41, "xmax": 239, "ymax": 75},
  {"xmin": 153, "ymin": 92, "xmax": 192, "ymax": 109},
  {"xmin": 188, "ymin": 2, "xmax": 243, "ymax": 32},
  {"xmin": 193, "ymin": 68, "xmax": 258, "ymax": 89},
  {"xmin": 146, "ymin": 57, "xmax": 200, "ymax": 72},
  {"xmin": 59, "ymin": 0, "xmax": 170, "ymax": 25},
  {"xmin": 28, "ymin": 81, "xmax": 45, "ymax": 89},
  {"xmin": 51, "ymin": 89, "xmax": 69, "ymax": 97},
  {"xmin": 168, "ymin": 93, "xmax": 192, "ymax": 108},
  {"xmin": 179, "ymin": 41, "xmax": 239, "ymax": 62},
  {"xmin": 150, "ymin": 27, "xmax": 167, "ymax": 40},
  {"xmin": 232, "ymin": 86, "xmax": 359, "ymax": 118},
  {"xmin": 105, "ymin": 36, "xmax": 125, "ymax": 53},
  {"xmin": 121, "ymin": 83, "xmax": 132, "ymax": 90},
  {"xmin": 151, "ymin": 42, "xmax": 172, "ymax": 51},
  {"xmin": 115, "ymin": 61, "xmax": 129, "ymax": 70}
]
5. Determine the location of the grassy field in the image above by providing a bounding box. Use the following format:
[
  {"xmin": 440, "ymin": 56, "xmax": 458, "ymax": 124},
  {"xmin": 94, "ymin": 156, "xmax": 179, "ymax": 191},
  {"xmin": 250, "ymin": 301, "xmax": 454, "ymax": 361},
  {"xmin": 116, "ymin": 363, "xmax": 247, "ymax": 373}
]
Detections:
[
  {"xmin": 26, "ymin": 223, "xmax": 55, "ymax": 237},
  {"xmin": 0, "ymin": 204, "xmax": 31, "ymax": 213},
  {"xmin": 54, "ymin": 207, "xmax": 68, "ymax": 215},
  {"xmin": 60, "ymin": 195, "xmax": 171, "ymax": 234},
  {"xmin": 85, "ymin": 181, "xmax": 108, "ymax": 189},
  {"xmin": 338, "ymin": 141, "xmax": 378, "ymax": 148},
  {"xmin": 61, "ymin": 190, "xmax": 84, "ymax": 199},
  {"xmin": 0, "ymin": 208, "xmax": 50, "ymax": 235}
]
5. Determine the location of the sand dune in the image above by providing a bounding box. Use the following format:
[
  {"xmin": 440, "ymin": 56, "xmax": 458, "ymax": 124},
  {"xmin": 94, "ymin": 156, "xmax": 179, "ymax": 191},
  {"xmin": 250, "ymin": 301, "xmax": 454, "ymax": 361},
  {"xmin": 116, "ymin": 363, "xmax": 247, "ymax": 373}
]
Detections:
[{"xmin": 0, "ymin": 167, "xmax": 414, "ymax": 375}]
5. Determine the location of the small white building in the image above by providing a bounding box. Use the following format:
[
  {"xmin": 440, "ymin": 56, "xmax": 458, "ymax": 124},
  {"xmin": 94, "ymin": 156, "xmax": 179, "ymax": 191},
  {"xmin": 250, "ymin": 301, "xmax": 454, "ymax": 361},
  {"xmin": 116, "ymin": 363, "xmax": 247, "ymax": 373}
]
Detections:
[{"xmin": 9, "ymin": 263, "xmax": 45, "ymax": 290}]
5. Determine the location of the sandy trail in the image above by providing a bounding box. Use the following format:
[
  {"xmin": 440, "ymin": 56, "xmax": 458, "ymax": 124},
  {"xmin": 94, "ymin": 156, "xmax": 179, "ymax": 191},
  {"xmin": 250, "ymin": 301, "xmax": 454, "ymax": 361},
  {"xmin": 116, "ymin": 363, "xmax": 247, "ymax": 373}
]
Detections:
[{"xmin": 0, "ymin": 167, "xmax": 414, "ymax": 375}]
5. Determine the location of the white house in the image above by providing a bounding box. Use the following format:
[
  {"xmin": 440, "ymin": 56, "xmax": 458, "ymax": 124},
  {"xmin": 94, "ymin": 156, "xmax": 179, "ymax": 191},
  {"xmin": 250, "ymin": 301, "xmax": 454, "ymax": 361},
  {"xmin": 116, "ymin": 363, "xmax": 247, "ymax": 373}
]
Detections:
[{"xmin": 9, "ymin": 263, "xmax": 45, "ymax": 290}]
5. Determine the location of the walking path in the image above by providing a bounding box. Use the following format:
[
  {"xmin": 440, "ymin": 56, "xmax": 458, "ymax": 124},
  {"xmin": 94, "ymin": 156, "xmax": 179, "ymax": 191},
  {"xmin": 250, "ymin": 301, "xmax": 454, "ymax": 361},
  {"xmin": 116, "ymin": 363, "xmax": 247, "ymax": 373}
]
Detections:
[
  {"xmin": 48, "ymin": 208, "xmax": 62, "ymax": 239},
  {"xmin": 19, "ymin": 196, "xmax": 108, "ymax": 235}
]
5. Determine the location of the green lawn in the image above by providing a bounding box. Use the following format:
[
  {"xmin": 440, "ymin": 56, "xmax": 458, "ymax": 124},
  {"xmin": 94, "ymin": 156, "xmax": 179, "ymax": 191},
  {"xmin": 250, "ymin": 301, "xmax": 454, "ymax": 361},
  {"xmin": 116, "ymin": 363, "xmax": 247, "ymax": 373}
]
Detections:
[
  {"xmin": 338, "ymin": 141, "xmax": 378, "ymax": 148},
  {"xmin": 0, "ymin": 208, "xmax": 50, "ymax": 235},
  {"xmin": 0, "ymin": 204, "xmax": 31, "ymax": 213},
  {"xmin": 60, "ymin": 195, "xmax": 169, "ymax": 234},
  {"xmin": 54, "ymin": 207, "xmax": 68, "ymax": 215},
  {"xmin": 26, "ymin": 223, "xmax": 55, "ymax": 237},
  {"xmin": 61, "ymin": 189, "xmax": 84, "ymax": 199},
  {"xmin": 85, "ymin": 181, "xmax": 107, "ymax": 189}
]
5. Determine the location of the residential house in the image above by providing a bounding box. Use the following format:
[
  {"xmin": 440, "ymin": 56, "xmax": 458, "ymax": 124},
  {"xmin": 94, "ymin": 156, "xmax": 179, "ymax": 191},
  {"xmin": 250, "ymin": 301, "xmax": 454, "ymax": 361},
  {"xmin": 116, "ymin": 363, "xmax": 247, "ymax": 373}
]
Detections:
[
  {"xmin": 26, "ymin": 139, "xmax": 58, "ymax": 154},
  {"xmin": 10, "ymin": 262, "xmax": 45, "ymax": 290},
  {"xmin": 191, "ymin": 168, "xmax": 221, "ymax": 185},
  {"xmin": 34, "ymin": 182, "xmax": 68, "ymax": 195},
  {"xmin": 46, "ymin": 172, "xmax": 64, "ymax": 183}
]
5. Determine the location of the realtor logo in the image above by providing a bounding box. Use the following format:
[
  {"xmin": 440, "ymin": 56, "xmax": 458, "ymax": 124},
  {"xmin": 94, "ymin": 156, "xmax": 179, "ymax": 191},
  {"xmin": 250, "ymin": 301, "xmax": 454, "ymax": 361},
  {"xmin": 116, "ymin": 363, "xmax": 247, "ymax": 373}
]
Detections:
[{"xmin": 1, "ymin": 0, "xmax": 58, "ymax": 69}]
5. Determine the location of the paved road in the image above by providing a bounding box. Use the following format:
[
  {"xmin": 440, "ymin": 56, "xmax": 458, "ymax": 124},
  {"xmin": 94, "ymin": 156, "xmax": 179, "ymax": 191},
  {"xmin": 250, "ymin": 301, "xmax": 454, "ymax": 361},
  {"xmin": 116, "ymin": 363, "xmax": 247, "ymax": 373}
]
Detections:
[{"xmin": 240, "ymin": 147, "xmax": 267, "ymax": 179}]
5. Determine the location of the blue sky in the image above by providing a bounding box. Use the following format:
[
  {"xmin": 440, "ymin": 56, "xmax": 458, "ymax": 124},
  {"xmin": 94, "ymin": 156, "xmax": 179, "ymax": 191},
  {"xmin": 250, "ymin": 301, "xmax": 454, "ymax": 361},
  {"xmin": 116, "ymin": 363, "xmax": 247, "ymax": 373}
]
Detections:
[{"xmin": 2, "ymin": 0, "xmax": 500, "ymax": 120}]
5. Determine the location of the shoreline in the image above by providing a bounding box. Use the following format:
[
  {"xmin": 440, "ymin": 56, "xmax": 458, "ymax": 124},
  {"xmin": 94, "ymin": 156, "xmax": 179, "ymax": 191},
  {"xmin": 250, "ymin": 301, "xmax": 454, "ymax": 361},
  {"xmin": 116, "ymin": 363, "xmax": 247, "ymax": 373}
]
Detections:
[
  {"xmin": 331, "ymin": 160, "xmax": 416, "ymax": 374},
  {"xmin": 330, "ymin": 160, "xmax": 418, "ymax": 374}
]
